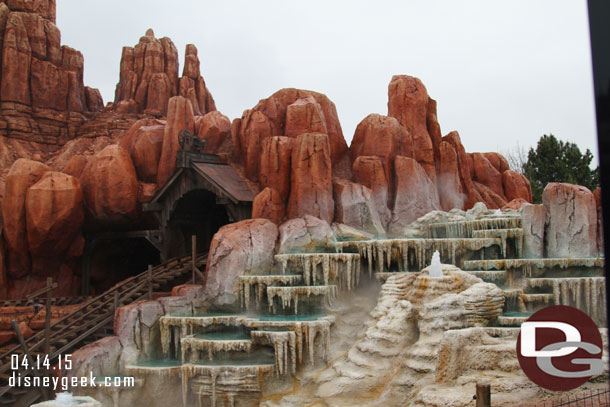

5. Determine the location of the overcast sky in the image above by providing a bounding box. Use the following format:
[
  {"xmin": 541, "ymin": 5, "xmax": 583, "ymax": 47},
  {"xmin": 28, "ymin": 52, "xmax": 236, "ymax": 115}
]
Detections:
[{"xmin": 58, "ymin": 0, "xmax": 598, "ymax": 165}]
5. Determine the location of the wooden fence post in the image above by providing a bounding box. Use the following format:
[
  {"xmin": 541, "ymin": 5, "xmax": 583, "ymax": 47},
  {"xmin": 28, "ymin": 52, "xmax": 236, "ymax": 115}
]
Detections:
[
  {"xmin": 476, "ymin": 383, "xmax": 491, "ymax": 407},
  {"xmin": 114, "ymin": 291, "xmax": 119, "ymax": 313},
  {"xmin": 44, "ymin": 277, "xmax": 52, "ymax": 355},
  {"xmin": 12, "ymin": 320, "xmax": 50, "ymax": 400}
]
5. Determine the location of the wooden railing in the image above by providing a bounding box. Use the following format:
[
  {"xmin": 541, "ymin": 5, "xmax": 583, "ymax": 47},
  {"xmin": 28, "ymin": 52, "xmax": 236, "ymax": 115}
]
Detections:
[{"xmin": 0, "ymin": 252, "xmax": 207, "ymax": 406}]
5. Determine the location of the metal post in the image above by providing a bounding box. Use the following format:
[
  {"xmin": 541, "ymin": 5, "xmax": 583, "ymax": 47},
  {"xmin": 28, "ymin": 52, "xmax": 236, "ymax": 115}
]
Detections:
[
  {"xmin": 192, "ymin": 235, "xmax": 197, "ymax": 284},
  {"xmin": 44, "ymin": 277, "xmax": 52, "ymax": 355},
  {"xmin": 476, "ymin": 383, "xmax": 491, "ymax": 407},
  {"xmin": 148, "ymin": 265, "xmax": 153, "ymax": 300}
]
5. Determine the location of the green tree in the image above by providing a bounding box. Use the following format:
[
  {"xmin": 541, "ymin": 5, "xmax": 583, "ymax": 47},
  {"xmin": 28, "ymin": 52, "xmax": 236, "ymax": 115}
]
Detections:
[{"xmin": 523, "ymin": 134, "xmax": 599, "ymax": 203}]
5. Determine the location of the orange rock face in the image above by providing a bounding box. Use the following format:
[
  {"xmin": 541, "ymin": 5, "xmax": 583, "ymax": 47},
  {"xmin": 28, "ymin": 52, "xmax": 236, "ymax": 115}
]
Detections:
[
  {"xmin": 1, "ymin": 159, "xmax": 51, "ymax": 277},
  {"xmin": 284, "ymin": 96, "xmax": 328, "ymax": 138},
  {"xmin": 197, "ymin": 110, "xmax": 231, "ymax": 154},
  {"xmin": 502, "ymin": 170, "xmax": 532, "ymax": 203},
  {"xmin": 240, "ymin": 88, "xmax": 348, "ymax": 166},
  {"xmin": 238, "ymin": 110, "xmax": 273, "ymax": 179},
  {"xmin": 287, "ymin": 133, "xmax": 334, "ymax": 223},
  {"xmin": 483, "ymin": 152, "xmax": 509, "ymax": 173},
  {"xmin": 258, "ymin": 136, "xmax": 293, "ymax": 200},
  {"xmin": 426, "ymin": 97, "xmax": 443, "ymax": 165},
  {"xmin": 333, "ymin": 178, "xmax": 384, "ymax": 235},
  {"xmin": 352, "ymin": 156, "xmax": 391, "ymax": 228},
  {"xmin": 25, "ymin": 171, "xmax": 84, "ymax": 274},
  {"xmin": 350, "ymin": 113, "xmax": 413, "ymax": 186},
  {"xmin": 114, "ymin": 30, "xmax": 215, "ymax": 117},
  {"xmin": 252, "ymin": 187, "xmax": 285, "ymax": 224},
  {"xmin": 442, "ymin": 131, "xmax": 477, "ymax": 209},
  {"xmin": 131, "ymin": 125, "xmax": 165, "ymax": 183},
  {"xmin": 438, "ymin": 141, "xmax": 464, "ymax": 211},
  {"xmin": 473, "ymin": 181, "xmax": 507, "ymax": 209},
  {"xmin": 502, "ymin": 198, "xmax": 528, "ymax": 211},
  {"xmin": 1, "ymin": 12, "xmax": 32, "ymax": 105},
  {"xmin": 156, "ymin": 96, "xmax": 195, "ymax": 186},
  {"xmin": 387, "ymin": 75, "xmax": 436, "ymax": 182},
  {"xmin": 391, "ymin": 156, "xmax": 441, "ymax": 231},
  {"xmin": 471, "ymin": 153, "xmax": 505, "ymax": 199},
  {"xmin": 81, "ymin": 145, "xmax": 139, "ymax": 222}
]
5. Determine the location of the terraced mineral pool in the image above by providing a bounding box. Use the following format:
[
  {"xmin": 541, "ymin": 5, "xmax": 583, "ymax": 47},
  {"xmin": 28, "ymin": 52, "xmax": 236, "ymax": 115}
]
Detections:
[
  {"xmin": 257, "ymin": 314, "xmax": 327, "ymax": 321},
  {"xmin": 166, "ymin": 311, "xmax": 241, "ymax": 317},
  {"xmin": 502, "ymin": 311, "xmax": 532, "ymax": 318},
  {"xmin": 135, "ymin": 359, "xmax": 182, "ymax": 368},
  {"xmin": 195, "ymin": 332, "xmax": 251, "ymax": 340},
  {"xmin": 193, "ymin": 351, "xmax": 275, "ymax": 366}
]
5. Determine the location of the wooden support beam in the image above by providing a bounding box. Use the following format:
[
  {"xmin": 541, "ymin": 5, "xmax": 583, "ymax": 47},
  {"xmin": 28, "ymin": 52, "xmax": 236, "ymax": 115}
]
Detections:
[
  {"xmin": 11, "ymin": 320, "xmax": 50, "ymax": 401},
  {"xmin": 44, "ymin": 278, "xmax": 52, "ymax": 356},
  {"xmin": 476, "ymin": 383, "xmax": 491, "ymax": 407},
  {"xmin": 26, "ymin": 283, "xmax": 58, "ymax": 301}
]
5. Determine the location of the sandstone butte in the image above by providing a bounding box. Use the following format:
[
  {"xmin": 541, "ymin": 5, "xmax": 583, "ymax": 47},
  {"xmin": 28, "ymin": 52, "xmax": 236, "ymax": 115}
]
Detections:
[{"xmin": 0, "ymin": 0, "xmax": 548, "ymax": 302}]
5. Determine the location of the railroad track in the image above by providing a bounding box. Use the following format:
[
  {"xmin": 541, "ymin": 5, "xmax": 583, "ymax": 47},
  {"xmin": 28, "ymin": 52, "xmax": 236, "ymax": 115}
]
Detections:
[
  {"xmin": 0, "ymin": 252, "xmax": 207, "ymax": 407},
  {"xmin": 0, "ymin": 297, "xmax": 92, "ymax": 308}
]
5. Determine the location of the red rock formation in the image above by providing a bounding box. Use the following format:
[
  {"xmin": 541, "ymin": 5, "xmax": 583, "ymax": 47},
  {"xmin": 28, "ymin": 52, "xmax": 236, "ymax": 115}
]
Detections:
[
  {"xmin": 387, "ymin": 75, "xmax": 436, "ymax": 182},
  {"xmin": 350, "ymin": 113, "xmax": 413, "ymax": 186},
  {"xmin": 442, "ymin": 131, "xmax": 478, "ymax": 209},
  {"xmin": 543, "ymin": 183, "xmax": 598, "ymax": 257},
  {"xmin": 483, "ymin": 152, "xmax": 509, "ymax": 173},
  {"xmin": 252, "ymin": 187, "xmax": 285, "ymax": 224},
  {"xmin": 205, "ymin": 219, "xmax": 278, "ymax": 305},
  {"xmin": 502, "ymin": 198, "xmax": 528, "ymax": 211},
  {"xmin": 287, "ymin": 133, "xmax": 334, "ymax": 223},
  {"xmin": 138, "ymin": 182, "xmax": 156, "ymax": 203},
  {"xmin": 0, "ymin": 228, "xmax": 7, "ymax": 297},
  {"xmin": 85, "ymin": 87, "xmax": 104, "ymax": 112},
  {"xmin": 473, "ymin": 181, "xmax": 507, "ymax": 209},
  {"xmin": 277, "ymin": 215, "xmax": 335, "ymax": 253},
  {"xmin": 239, "ymin": 88, "xmax": 347, "ymax": 166},
  {"xmin": 471, "ymin": 153, "xmax": 505, "ymax": 199},
  {"xmin": 333, "ymin": 178, "xmax": 384, "ymax": 235},
  {"xmin": 119, "ymin": 118, "xmax": 164, "ymax": 155},
  {"xmin": 438, "ymin": 141, "xmax": 464, "ymax": 211},
  {"xmin": 2, "ymin": 11, "xmax": 32, "ymax": 105},
  {"xmin": 114, "ymin": 31, "xmax": 215, "ymax": 117},
  {"xmin": 131, "ymin": 125, "xmax": 164, "ymax": 183},
  {"xmin": 25, "ymin": 171, "xmax": 84, "ymax": 274},
  {"xmin": 81, "ymin": 145, "xmax": 139, "ymax": 222},
  {"xmin": 197, "ymin": 110, "xmax": 231, "ymax": 154},
  {"xmin": 502, "ymin": 170, "xmax": 532, "ymax": 203},
  {"xmin": 156, "ymin": 96, "xmax": 195, "ymax": 186},
  {"xmin": 1, "ymin": 158, "xmax": 51, "ymax": 277},
  {"xmin": 180, "ymin": 43, "xmax": 216, "ymax": 116},
  {"xmin": 391, "ymin": 156, "xmax": 441, "ymax": 231},
  {"xmin": 258, "ymin": 136, "xmax": 293, "ymax": 200},
  {"xmin": 237, "ymin": 110, "xmax": 273, "ymax": 179},
  {"xmin": 284, "ymin": 96, "xmax": 328, "ymax": 138},
  {"xmin": 352, "ymin": 156, "xmax": 391, "ymax": 228},
  {"xmin": 0, "ymin": 0, "xmax": 101, "ymax": 153},
  {"xmin": 426, "ymin": 97, "xmax": 443, "ymax": 166}
]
